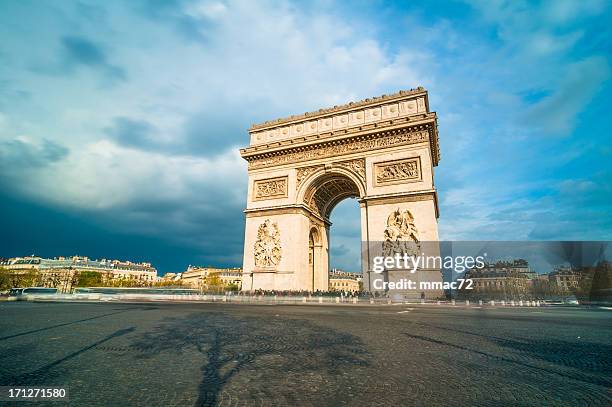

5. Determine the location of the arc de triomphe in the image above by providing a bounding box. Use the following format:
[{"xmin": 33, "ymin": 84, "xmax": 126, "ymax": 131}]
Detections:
[{"xmin": 240, "ymin": 87, "xmax": 442, "ymax": 294}]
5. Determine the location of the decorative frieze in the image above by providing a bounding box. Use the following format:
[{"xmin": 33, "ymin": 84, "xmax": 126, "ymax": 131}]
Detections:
[
  {"xmin": 374, "ymin": 157, "xmax": 421, "ymax": 186},
  {"xmin": 248, "ymin": 129, "xmax": 429, "ymax": 170},
  {"xmin": 253, "ymin": 176, "xmax": 288, "ymax": 200}
]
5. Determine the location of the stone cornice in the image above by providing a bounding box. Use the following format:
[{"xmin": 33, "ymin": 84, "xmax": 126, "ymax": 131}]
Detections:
[
  {"xmin": 244, "ymin": 203, "xmax": 330, "ymax": 225},
  {"xmin": 250, "ymin": 87, "xmax": 427, "ymax": 131},
  {"xmin": 242, "ymin": 119, "xmax": 440, "ymax": 169},
  {"xmin": 360, "ymin": 190, "xmax": 439, "ymax": 218}
]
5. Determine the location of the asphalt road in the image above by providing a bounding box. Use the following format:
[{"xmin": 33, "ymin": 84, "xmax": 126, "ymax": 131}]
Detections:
[{"xmin": 0, "ymin": 301, "xmax": 610, "ymax": 406}]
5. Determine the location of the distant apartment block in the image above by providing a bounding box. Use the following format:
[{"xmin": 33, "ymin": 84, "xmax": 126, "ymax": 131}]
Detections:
[
  {"xmin": 1, "ymin": 255, "xmax": 158, "ymax": 291},
  {"xmin": 181, "ymin": 266, "xmax": 243, "ymax": 289},
  {"xmin": 462, "ymin": 259, "xmax": 535, "ymax": 296},
  {"xmin": 328, "ymin": 269, "xmax": 362, "ymax": 292},
  {"xmin": 548, "ymin": 266, "xmax": 581, "ymax": 291}
]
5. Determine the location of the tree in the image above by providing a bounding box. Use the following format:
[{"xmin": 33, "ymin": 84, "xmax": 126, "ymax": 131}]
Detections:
[
  {"xmin": 76, "ymin": 271, "xmax": 104, "ymax": 287},
  {"xmin": 226, "ymin": 283, "xmax": 240, "ymax": 292},
  {"xmin": 2, "ymin": 269, "xmax": 39, "ymax": 288},
  {"xmin": 531, "ymin": 278, "xmax": 559, "ymax": 299},
  {"xmin": 206, "ymin": 273, "xmax": 222, "ymax": 291},
  {"xmin": 0, "ymin": 267, "xmax": 11, "ymax": 291}
]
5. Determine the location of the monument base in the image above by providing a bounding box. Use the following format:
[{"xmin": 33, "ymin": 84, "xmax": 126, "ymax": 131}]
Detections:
[{"xmin": 368, "ymin": 268, "xmax": 444, "ymax": 299}]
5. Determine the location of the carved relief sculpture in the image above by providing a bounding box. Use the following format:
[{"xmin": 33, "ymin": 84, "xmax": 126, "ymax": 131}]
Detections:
[
  {"xmin": 375, "ymin": 158, "xmax": 421, "ymax": 185},
  {"xmin": 296, "ymin": 165, "xmax": 323, "ymax": 190},
  {"xmin": 254, "ymin": 219, "xmax": 282, "ymax": 268},
  {"xmin": 382, "ymin": 209, "xmax": 420, "ymax": 259},
  {"xmin": 247, "ymin": 129, "xmax": 430, "ymax": 169},
  {"xmin": 338, "ymin": 158, "xmax": 366, "ymax": 184},
  {"xmin": 254, "ymin": 177, "xmax": 288, "ymax": 200}
]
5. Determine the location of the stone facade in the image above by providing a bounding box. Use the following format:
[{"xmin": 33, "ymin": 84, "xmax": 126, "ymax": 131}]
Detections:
[
  {"xmin": 329, "ymin": 277, "xmax": 360, "ymax": 293},
  {"xmin": 181, "ymin": 266, "xmax": 243, "ymax": 289},
  {"xmin": 240, "ymin": 87, "xmax": 442, "ymax": 297},
  {"xmin": 1, "ymin": 256, "xmax": 158, "ymax": 292}
]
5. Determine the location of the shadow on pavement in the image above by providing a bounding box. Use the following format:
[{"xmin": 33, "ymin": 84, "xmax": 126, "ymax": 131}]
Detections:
[
  {"xmin": 0, "ymin": 307, "xmax": 139, "ymax": 342},
  {"xmin": 131, "ymin": 312, "xmax": 370, "ymax": 406},
  {"xmin": 3, "ymin": 327, "xmax": 136, "ymax": 386},
  {"xmin": 403, "ymin": 332, "xmax": 611, "ymax": 387}
]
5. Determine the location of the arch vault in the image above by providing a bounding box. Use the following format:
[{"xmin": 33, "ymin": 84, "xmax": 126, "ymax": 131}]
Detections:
[{"xmin": 240, "ymin": 87, "xmax": 443, "ymax": 296}]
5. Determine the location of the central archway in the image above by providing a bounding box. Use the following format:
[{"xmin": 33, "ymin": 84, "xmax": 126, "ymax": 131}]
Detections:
[
  {"xmin": 299, "ymin": 169, "xmax": 365, "ymax": 291},
  {"xmin": 298, "ymin": 166, "xmax": 366, "ymax": 215}
]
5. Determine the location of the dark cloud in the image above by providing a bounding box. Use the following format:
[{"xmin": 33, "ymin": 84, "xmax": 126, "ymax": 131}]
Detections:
[
  {"xmin": 0, "ymin": 153, "xmax": 247, "ymax": 273},
  {"xmin": 28, "ymin": 35, "xmax": 127, "ymax": 85},
  {"xmin": 0, "ymin": 193, "xmax": 240, "ymax": 273},
  {"xmin": 137, "ymin": 0, "xmax": 215, "ymax": 43},
  {"xmin": 105, "ymin": 110, "xmax": 248, "ymax": 155},
  {"xmin": 62, "ymin": 36, "xmax": 107, "ymax": 66},
  {"xmin": 181, "ymin": 109, "xmax": 248, "ymax": 154},
  {"xmin": 0, "ymin": 80, "xmax": 31, "ymax": 110},
  {"xmin": 105, "ymin": 117, "xmax": 159, "ymax": 149},
  {"xmin": 75, "ymin": 2, "xmax": 108, "ymax": 24},
  {"xmin": 61, "ymin": 35, "xmax": 127, "ymax": 82},
  {"xmin": 331, "ymin": 244, "xmax": 350, "ymax": 257},
  {"xmin": 0, "ymin": 138, "xmax": 69, "ymax": 168},
  {"xmin": 102, "ymin": 199, "xmax": 246, "ymax": 269}
]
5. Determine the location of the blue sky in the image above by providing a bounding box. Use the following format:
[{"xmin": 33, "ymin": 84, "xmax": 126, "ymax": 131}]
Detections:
[{"xmin": 0, "ymin": 0, "xmax": 610, "ymax": 274}]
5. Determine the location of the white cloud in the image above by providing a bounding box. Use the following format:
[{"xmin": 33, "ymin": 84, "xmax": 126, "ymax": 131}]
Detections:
[
  {"xmin": 184, "ymin": 1, "xmax": 228, "ymax": 20},
  {"xmin": 524, "ymin": 56, "xmax": 610, "ymax": 135},
  {"xmin": 33, "ymin": 140, "xmax": 245, "ymax": 209}
]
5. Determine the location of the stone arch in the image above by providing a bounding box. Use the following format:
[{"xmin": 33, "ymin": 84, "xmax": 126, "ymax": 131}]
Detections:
[
  {"xmin": 308, "ymin": 226, "xmax": 324, "ymax": 291},
  {"xmin": 309, "ymin": 225, "xmax": 322, "ymax": 245},
  {"xmin": 298, "ymin": 167, "xmax": 365, "ymax": 220}
]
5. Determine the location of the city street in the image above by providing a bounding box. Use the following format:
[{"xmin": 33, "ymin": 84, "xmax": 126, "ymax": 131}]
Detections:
[{"xmin": 0, "ymin": 301, "xmax": 610, "ymax": 406}]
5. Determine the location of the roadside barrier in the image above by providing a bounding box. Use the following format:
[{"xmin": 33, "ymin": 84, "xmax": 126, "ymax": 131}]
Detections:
[{"xmin": 23, "ymin": 292, "xmax": 556, "ymax": 308}]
